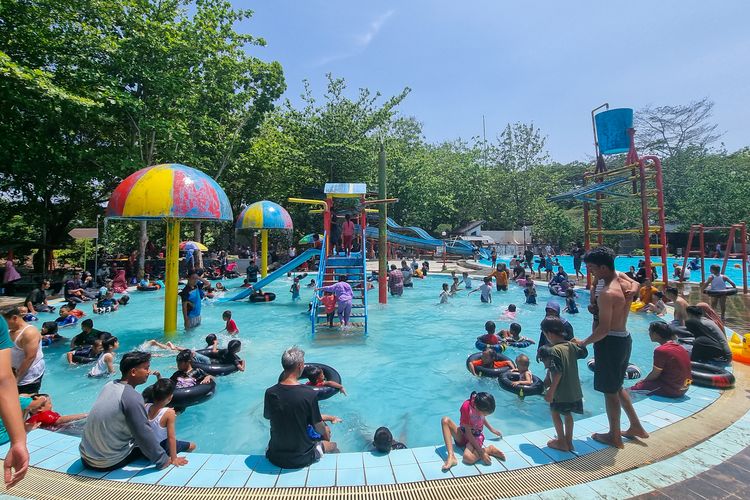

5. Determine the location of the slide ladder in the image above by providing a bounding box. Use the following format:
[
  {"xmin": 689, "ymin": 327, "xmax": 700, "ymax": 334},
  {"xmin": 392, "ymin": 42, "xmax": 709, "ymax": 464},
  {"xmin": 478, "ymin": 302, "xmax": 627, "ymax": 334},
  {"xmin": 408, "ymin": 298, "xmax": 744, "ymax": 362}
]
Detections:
[{"xmin": 313, "ymin": 250, "xmax": 368, "ymax": 335}]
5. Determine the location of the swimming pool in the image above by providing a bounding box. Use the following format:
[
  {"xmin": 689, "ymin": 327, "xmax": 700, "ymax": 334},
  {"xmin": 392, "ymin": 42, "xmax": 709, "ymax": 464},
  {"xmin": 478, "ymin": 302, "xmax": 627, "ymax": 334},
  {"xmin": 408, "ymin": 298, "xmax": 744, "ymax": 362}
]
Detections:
[
  {"xmin": 40, "ymin": 275, "xmax": 662, "ymax": 455},
  {"xmin": 491, "ymin": 255, "xmax": 747, "ymax": 285}
]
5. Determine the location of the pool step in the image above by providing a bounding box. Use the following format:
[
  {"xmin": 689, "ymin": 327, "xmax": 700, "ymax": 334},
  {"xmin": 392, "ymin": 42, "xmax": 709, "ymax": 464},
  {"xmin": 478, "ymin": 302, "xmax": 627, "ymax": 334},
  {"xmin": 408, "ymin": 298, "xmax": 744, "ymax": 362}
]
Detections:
[
  {"xmin": 316, "ymin": 322, "xmax": 364, "ymax": 329},
  {"xmin": 317, "ymin": 313, "xmax": 365, "ymax": 319}
]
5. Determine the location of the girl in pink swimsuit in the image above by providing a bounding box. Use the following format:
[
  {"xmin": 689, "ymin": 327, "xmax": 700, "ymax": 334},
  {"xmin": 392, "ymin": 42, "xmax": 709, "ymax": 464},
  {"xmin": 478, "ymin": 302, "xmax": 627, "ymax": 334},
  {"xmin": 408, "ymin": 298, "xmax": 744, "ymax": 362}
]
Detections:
[{"xmin": 440, "ymin": 391, "xmax": 506, "ymax": 471}]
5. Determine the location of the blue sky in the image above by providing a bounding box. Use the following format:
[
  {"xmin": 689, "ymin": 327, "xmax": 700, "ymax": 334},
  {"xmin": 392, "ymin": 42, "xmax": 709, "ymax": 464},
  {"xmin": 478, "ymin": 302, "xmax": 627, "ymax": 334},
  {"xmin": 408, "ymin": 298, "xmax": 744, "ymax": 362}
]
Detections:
[{"xmin": 239, "ymin": 1, "xmax": 750, "ymax": 162}]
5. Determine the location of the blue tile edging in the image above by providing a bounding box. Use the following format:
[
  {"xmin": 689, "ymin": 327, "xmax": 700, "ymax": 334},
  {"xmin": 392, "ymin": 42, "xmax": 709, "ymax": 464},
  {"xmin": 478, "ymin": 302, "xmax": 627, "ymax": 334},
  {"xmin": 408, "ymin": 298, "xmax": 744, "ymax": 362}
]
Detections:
[{"xmin": 8, "ymin": 383, "xmax": 723, "ymax": 489}]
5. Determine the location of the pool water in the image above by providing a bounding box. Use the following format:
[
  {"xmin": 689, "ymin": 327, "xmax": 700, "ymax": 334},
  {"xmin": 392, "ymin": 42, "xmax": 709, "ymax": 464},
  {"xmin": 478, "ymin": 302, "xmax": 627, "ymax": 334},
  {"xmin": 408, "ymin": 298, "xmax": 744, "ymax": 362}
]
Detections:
[
  {"xmin": 40, "ymin": 274, "xmax": 661, "ymax": 455},
  {"xmin": 490, "ymin": 255, "xmax": 747, "ymax": 285}
]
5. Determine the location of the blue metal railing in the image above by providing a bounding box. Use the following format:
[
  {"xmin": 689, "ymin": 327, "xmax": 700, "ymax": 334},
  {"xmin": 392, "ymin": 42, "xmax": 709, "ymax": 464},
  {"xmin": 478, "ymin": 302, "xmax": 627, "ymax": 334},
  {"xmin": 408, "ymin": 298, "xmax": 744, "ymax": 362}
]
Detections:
[
  {"xmin": 361, "ymin": 232, "xmax": 368, "ymax": 336},
  {"xmin": 310, "ymin": 233, "xmax": 327, "ymax": 335}
]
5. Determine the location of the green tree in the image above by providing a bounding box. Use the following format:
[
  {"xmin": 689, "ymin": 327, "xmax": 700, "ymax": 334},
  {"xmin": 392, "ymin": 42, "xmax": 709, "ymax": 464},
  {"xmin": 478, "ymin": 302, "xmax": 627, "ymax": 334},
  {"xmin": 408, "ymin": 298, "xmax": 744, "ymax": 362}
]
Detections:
[{"xmin": 0, "ymin": 0, "xmax": 284, "ymax": 271}]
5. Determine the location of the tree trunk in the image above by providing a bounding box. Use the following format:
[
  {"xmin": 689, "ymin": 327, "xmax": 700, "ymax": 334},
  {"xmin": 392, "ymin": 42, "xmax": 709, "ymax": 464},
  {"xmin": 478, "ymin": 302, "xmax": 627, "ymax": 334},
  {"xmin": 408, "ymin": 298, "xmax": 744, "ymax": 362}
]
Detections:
[
  {"xmin": 138, "ymin": 220, "xmax": 147, "ymax": 279},
  {"xmin": 193, "ymin": 221, "xmax": 203, "ymax": 269}
]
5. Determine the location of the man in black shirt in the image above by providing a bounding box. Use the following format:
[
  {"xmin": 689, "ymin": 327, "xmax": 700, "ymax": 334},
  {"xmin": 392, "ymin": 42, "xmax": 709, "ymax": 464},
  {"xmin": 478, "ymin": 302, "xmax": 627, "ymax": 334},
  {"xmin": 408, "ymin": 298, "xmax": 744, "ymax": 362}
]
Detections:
[
  {"xmin": 263, "ymin": 347, "xmax": 337, "ymax": 468},
  {"xmin": 70, "ymin": 319, "xmax": 107, "ymax": 349},
  {"xmin": 25, "ymin": 280, "xmax": 55, "ymax": 313},
  {"xmin": 523, "ymin": 248, "xmax": 535, "ymax": 271},
  {"xmin": 246, "ymin": 260, "xmax": 259, "ymax": 283}
]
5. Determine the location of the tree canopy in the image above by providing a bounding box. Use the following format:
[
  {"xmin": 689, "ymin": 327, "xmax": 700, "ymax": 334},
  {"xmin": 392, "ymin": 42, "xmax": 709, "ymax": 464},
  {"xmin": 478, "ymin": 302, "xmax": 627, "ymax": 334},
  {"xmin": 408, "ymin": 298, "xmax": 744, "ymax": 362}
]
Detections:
[{"xmin": 1, "ymin": 1, "xmax": 749, "ymax": 266}]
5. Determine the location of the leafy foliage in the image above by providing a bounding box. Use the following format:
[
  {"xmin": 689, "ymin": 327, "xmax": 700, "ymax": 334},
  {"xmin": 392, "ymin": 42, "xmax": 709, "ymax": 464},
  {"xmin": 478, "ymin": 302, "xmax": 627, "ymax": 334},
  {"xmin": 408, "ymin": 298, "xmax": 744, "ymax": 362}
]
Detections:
[{"xmin": 0, "ymin": 3, "xmax": 747, "ymax": 264}]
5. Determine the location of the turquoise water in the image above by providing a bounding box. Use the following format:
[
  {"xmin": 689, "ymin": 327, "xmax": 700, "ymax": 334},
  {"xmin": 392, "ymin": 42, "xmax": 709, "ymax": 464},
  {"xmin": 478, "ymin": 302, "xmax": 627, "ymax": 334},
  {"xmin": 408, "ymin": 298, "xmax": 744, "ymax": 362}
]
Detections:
[
  {"xmin": 40, "ymin": 275, "xmax": 661, "ymax": 454},
  {"xmin": 491, "ymin": 255, "xmax": 747, "ymax": 284}
]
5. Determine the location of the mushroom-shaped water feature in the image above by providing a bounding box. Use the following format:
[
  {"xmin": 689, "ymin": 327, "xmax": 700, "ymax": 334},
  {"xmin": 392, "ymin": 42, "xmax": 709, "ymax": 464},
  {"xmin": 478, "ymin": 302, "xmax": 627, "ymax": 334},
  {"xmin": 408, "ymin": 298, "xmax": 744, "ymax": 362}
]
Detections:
[
  {"xmin": 235, "ymin": 200, "xmax": 293, "ymax": 278},
  {"xmin": 106, "ymin": 163, "xmax": 232, "ymax": 333}
]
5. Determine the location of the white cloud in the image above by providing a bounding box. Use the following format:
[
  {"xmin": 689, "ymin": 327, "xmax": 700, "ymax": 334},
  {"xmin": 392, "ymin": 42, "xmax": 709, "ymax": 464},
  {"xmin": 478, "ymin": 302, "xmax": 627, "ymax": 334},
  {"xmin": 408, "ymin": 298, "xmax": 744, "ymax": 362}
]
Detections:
[
  {"xmin": 355, "ymin": 9, "xmax": 395, "ymax": 47},
  {"xmin": 311, "ymin": 10, "xmax": 395, "ymax": 67}
]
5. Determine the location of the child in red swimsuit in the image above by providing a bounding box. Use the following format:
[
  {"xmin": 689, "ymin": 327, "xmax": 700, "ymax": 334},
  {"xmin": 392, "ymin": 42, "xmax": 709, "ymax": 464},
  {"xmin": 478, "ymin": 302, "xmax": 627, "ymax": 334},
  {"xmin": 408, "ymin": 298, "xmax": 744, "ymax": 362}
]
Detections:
[
  {"xmin": 440, "ymin": 391, "xmax": 505, "ymax": 471},
  {"xmin": 25, "ymin": 394, "xmax": 87, "ymax": 428}
]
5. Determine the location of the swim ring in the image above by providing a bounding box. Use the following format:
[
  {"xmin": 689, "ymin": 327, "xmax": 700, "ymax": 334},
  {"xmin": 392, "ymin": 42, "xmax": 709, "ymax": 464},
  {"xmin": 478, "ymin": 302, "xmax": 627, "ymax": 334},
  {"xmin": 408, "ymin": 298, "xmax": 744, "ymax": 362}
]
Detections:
[
  {"xmin": 193, "ymin": 349, "xmax": 240, "ymax": 376},
  {"xmin": 507, "ymin": 339, "xmax": 535, "ymax": 348},
  {"xmin": 465, "ymin": 352, "xmax": 513, "ymax": 378},
  {"xmin": 630, "ymin": 301, "xmax": 646, "ymax": 312},
  {"xmin": 729, "ymin": 333, "xmax": 750, "ymax": 364},
  {"xmin": 498, "ymin": 371, "xmax": 544, "ymax": 396},
  {"xmin": 301, "ymin": 363, "xmax": 342, "ymax": 400},
  {"xmin": 475, "ymin": 340, "xmax": 507, "ymax": 353},
  {"xmin": 143, "ymin": 379, "xmax": 216, "ymax": 409},
  {"xmin": 690, "ymin": 362, "xmax": 734, "ymax": 389},
  {"xmin": 41, "ymin": 336, "xmax": 66, "ymax": 347},
  {"xmin": 249, "ymin": 292, "xmax": 276, "ymax": 303},
  {"xmin": 70, "ymin": 349, "xmax": 97, "ymax": 364},
  {"xmin": 171, "ymin": 379, "xmax": 216, "ymax": 408},
  {"xmin": 137, "ymin": 284, "xmax": 160, "ymax": 291},
  {"xmin": 587, "ymin": 358, "xmax": 642, "ymax": 380},
  {"xmin": 705, "ymin": 288, "xmax": 738, "ymax": 297}
]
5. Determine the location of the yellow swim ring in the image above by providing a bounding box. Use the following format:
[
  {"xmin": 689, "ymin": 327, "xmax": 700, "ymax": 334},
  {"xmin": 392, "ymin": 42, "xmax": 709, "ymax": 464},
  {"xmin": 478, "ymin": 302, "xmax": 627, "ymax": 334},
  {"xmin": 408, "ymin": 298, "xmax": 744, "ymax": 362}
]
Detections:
[
  {"xmin": 630, "ymin": 300, "xmax": 646, "ymax": 312},
  {"xmin": 729, "ymin": 333, "xmax": 750, "ymax": 364}
]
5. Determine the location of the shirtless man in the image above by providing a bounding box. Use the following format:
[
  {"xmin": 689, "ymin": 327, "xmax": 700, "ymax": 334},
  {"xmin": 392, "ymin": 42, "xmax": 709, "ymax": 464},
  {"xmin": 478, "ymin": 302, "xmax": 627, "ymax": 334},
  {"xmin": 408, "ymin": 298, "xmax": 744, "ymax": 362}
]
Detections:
[
  {"xmin": 576, "ymin": 247, "xmax": 648, "ymax": 449},
  {"xmin": 664, "ymin": 286, "xmax": 690, "ymax": 328}
]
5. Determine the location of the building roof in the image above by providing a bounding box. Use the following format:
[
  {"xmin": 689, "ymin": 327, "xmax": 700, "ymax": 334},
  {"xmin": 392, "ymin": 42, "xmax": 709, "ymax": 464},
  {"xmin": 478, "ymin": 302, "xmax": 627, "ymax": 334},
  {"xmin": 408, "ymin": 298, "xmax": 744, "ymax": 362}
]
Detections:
[{"xmin": 454, "ymin": 220, "xmax": 484, "ymax": 235}]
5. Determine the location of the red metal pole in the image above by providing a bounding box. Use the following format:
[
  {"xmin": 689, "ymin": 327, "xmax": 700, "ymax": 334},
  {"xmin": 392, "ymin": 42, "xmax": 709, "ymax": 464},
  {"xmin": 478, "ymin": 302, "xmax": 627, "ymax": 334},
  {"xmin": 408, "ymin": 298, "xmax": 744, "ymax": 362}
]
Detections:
[
  {"xmin": 742, "ymin": 222, "xmax": 748, "ymax": 294},
  {"xmin": 360, "ymin": 199, "xmax": 366, "ymax": 254},
  {"xmin": 637, "ymin": 159, "xmax": 652, "ymax": 277},
  {"xmin": 721, "ymin": 226, "xmax": 736, "ymax": 275},
  {"xmin": 681, "ymin": 226, "xmax": 694, "ymax": 282},
  {"xmin": 324, "ymin": 198, "xmax": 332, "ymax": 256},
  {"xmin": 699, "ymin": 225, "xmax": 706, "ymax": 285}
]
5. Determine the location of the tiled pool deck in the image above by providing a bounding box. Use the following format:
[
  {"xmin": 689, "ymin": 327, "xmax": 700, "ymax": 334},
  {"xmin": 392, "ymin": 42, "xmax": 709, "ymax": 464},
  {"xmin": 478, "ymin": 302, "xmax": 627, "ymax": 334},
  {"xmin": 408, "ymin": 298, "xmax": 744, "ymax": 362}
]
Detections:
[
  {"xmin": 1, "ymin": 384, "xmax": 721, "ymax": 490},
  {"xmin": 520, "ymin": 394, "xmax": 750, "ymax": 499}
]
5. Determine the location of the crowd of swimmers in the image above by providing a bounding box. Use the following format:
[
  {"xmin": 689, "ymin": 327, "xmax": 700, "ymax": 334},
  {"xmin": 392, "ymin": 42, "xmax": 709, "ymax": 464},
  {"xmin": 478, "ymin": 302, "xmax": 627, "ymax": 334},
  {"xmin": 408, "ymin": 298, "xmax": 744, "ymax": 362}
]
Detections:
[{"xmin": 0, "ymin": 245, "xmax": 740, "ymax": 482}]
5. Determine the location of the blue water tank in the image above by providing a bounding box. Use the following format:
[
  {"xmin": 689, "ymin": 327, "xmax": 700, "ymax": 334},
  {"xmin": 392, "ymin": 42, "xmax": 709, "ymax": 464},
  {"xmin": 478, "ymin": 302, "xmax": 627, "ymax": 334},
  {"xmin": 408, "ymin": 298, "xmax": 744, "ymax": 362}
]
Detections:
[{"xmin": 595, "ymin": 108, "xmax": 633, "ymax": 155}]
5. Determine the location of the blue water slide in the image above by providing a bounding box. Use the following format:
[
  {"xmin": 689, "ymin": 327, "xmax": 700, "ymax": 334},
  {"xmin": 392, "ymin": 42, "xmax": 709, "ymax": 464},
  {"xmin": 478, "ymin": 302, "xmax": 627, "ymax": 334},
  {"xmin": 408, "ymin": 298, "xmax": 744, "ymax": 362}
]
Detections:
[
  {"xmin": 363, "ymin": 226, "xmax": 442, "ymax": 251},
  {"xmin": 385, "ymin": 217, "xmax": 437, "ymax": 241},
  {"xmin": 222, "ymin": 247, "xmax": 320, "ymax": 302}
]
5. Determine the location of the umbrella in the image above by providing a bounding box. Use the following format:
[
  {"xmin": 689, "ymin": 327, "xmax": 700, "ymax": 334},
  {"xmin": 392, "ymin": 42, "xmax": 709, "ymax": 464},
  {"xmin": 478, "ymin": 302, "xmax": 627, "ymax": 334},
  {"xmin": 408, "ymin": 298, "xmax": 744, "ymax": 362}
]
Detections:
[
  {"xmin": 180, "ymin": 241, "xmax": 208, "ymax": 252},
  {"xmin": 299, "ymin": 233, "xmax": 323, "ymax": 245}
]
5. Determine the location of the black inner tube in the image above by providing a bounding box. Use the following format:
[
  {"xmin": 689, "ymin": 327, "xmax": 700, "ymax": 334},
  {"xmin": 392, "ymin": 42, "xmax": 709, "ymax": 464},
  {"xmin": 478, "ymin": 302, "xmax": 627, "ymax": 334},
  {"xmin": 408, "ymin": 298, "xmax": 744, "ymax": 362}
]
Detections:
[
  {"xmin": 71, "ymin": 354, "xmax": 97, "ymax": 364},
  {"xmin": 705, "ymin": 288, "xmax": 738, "ymax": 297},
  {"xmin": 250, "ymin": 292, "xmax": 276, "ymax": 302},
  {"xmin": 301, "ymin": 363, "xmax": 342, "ymax": 400},
  {"xmin": 193, "ymin": 349, "xmax": 239, "ymax": 376},
  {"xmin": 498, "ymin": 371, "xmax": 544, "ymax": 396},
  {"xmin": 170, "ymin": 379, "xmax": 216, "ymax": 408},
  {"xmin": 465, "ymin": 352, "xmax": 513, "ymax": 378},
  {"xmin": 690, "ymin": 361, "xmax": 735, "ymax": 388}
]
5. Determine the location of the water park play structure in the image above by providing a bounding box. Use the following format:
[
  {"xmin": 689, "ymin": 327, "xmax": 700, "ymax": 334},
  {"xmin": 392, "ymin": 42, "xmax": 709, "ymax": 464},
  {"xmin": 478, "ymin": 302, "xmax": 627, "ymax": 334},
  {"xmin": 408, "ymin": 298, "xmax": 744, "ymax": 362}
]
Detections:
[
  {"xmin": 224, "ymin": 200, "xmax": 330, "ymax": 303},
  {"xmin": 681, "ymin": 222, "xmax": 748, "ymax": 293},
  {"xmin": 105, "ymin": 163, "xmax": 232, "ymax": 333},
  {"xmin": 549, "ymin": 105, "xmax": 669, "ymax": 288},
  {"xmin": 289, "ymin": 183, "xmax": 371, "ymax": 335}
]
